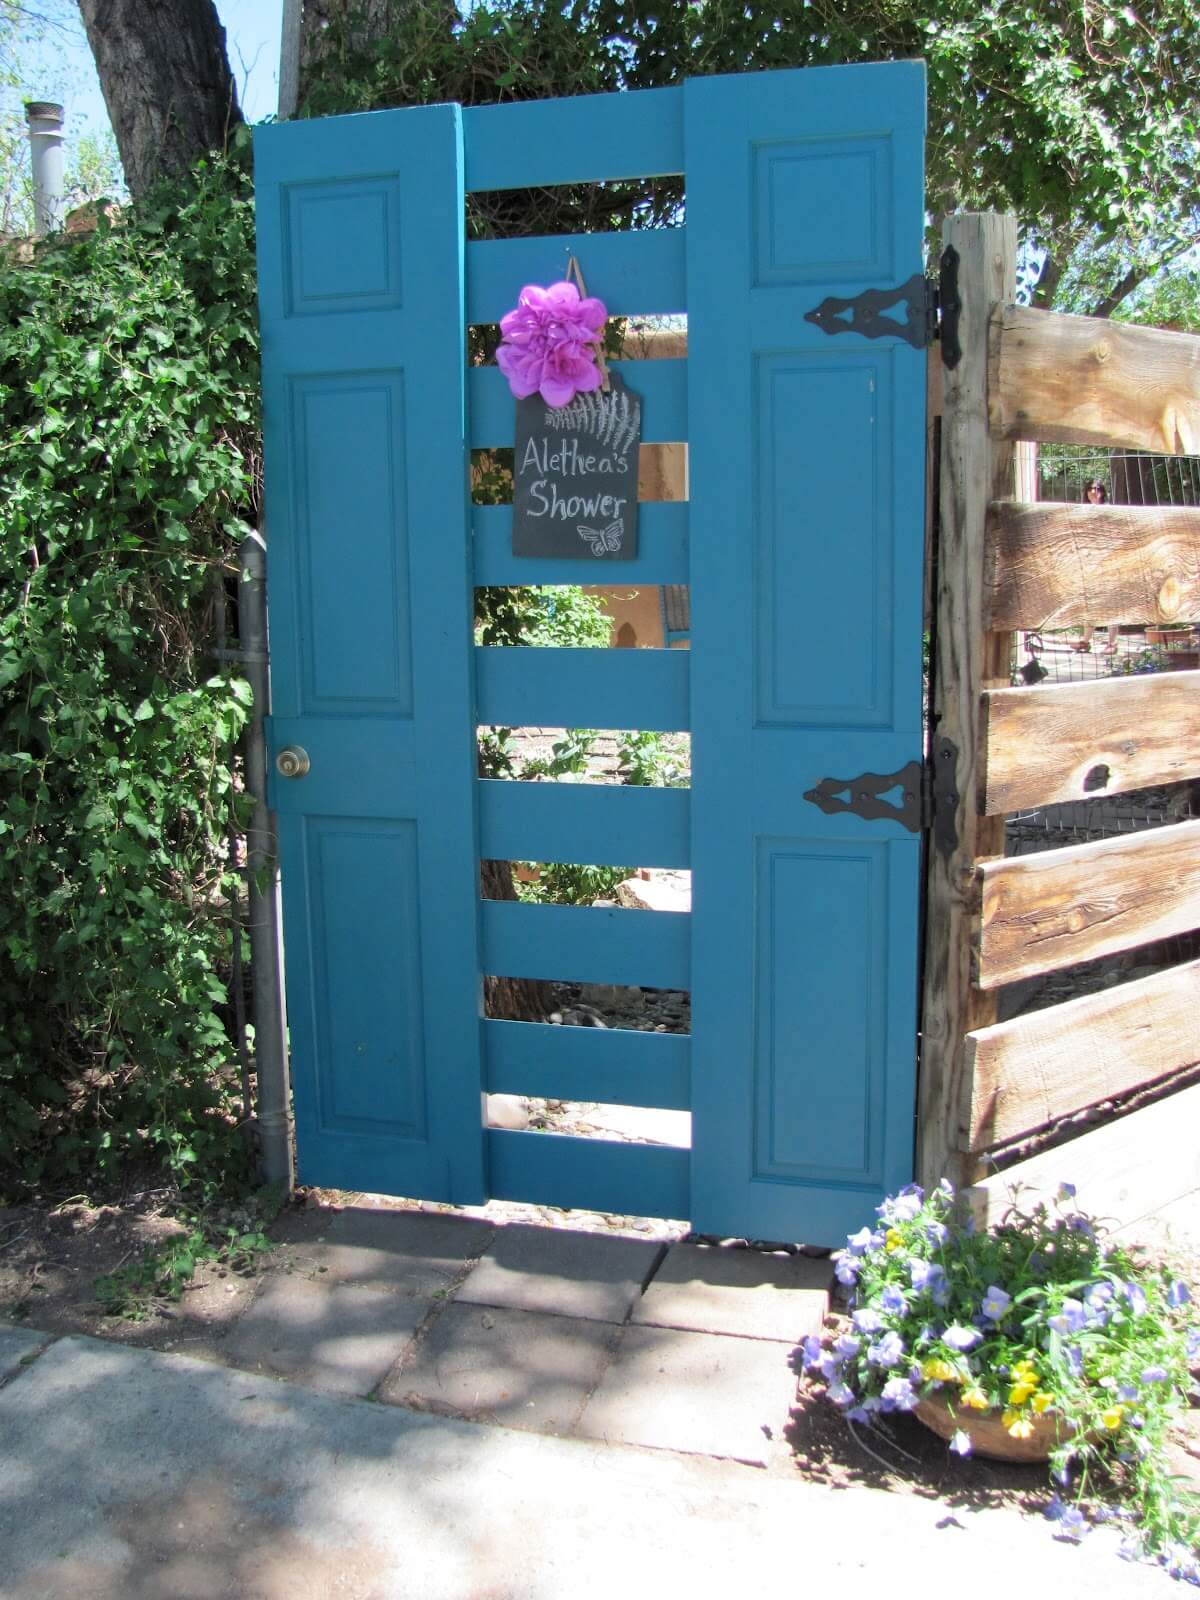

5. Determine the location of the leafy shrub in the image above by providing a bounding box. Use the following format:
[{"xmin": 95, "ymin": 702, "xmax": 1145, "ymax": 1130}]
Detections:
[{"xmin": 0, "ymin": 139, "xmax": 260, "ymax": 1193}]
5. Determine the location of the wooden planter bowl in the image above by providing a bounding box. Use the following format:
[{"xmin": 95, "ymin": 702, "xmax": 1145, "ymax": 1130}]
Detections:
[
  {"xmin": 914, "ymin": 1395, "xmax": 1073, "ymax": 1463},
  {"xmin": 1146, "ymin": 628, "xmax": 1195, "ymax": 647}
]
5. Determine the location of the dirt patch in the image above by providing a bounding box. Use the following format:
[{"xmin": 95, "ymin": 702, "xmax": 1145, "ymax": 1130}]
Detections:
[{"xmin": 0, "ymin": 1194, "xmax": 262, "ymax": 1351}]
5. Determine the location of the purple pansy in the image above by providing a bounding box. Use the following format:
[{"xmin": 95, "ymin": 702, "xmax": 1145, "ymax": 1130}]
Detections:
[
  {"xmin": 880, "ymin": 1284, "xmax": 908, "ymax": 1315},
  {"xmin": 949, "ymin": 1429, "xmax": 972, "ymax": 1456},
  {"xmin": 496, "ymin": 281, "xmax": 607, "ymax": 407},
  {"xmin": 1120, "ymin": 1280, "xmax": 1149, "ymax": 1317},
  {"xmin": 846, "ymin": 1225, "xmax": 883, "ymax": 1256},
  {"xmin": 852, "ymin": 1308, "xmax": 885, "ymax": 1334},
  {"xmin": 980, "ymin": 1284, "xmax": 1012, "ymax": 1321},
  {"xmin": 868, "ymin": 1331, "xmax": 906, "ymax": 1368},
  {"xmin": 942, "ymin": 1324, "xmax": 982, "ymax": 1352},
  {"xmin": 1047, "ymin": 1298, "xmax": 1087, "ymax": 1336},
  {"xmin": 832, "ymin": 1334, "xmax": 862, "ymax": 1361},
  {"xmin": 827, "ymin": 1382, "xmax": 856, "ymax": 1407},
  {"xmin": 1167, "ymin": 1280, "xmax": 1192, "ymax": 1308},
  {"xmin": 834, "ymin": 1253, "xmax": 860, "ymax": 1287},
  {"xmin": 1139, "ymin": 1366, "xmax": 1169, "ymax": 1384},
  {"xmin": 879, "ymin": 1376, "xmax": 919, "ymax": 1412},
  {"xmin": 802, "ymin": 1335, "xmax": 823, "ymax": 1370}
]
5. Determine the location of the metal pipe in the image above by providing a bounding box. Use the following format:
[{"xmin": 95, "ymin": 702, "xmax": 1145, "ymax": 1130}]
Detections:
[
  {"xmin": 278, "ymin": 0, "xmax": 302, "ymax": 119},
  {"xmin": 24, "ymin": 101, "xmax": 64, "ymax": 236},
  {"xmin": 239, "ymin": 530, "xmax": 294, "ymax": 1193}
]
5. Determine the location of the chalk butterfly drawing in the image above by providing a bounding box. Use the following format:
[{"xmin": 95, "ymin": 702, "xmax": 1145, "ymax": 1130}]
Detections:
[{"xmin": 578, "ymin": 521, "xmax": 624, "ymax": 557}]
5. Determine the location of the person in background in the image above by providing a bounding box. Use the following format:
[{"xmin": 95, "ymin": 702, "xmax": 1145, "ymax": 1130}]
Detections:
[{"xmin": 1073, "ymin": 479, "xmax": 1119, "ymax": 652}]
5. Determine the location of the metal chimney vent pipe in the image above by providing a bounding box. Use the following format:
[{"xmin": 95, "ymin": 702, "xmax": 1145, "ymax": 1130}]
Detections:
[{"xmin": 25, "ymin": 101, "xmax": 65, "ymax": 236}]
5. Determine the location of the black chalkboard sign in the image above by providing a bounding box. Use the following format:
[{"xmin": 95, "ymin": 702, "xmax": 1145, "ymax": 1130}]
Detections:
[{"xmin": 512, "ymin": 372, "xmax": 641, "ymax": 561}]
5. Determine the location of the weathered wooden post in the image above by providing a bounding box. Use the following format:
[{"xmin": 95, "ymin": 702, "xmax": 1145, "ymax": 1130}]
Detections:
[{"xmin": 918, "ymin": 212, "xmax": 1017, "ymax": 1189}]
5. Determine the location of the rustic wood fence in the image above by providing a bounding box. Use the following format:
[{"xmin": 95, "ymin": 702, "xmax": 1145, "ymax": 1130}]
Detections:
[{"xmin": 918, "ymin": 212, "xmax": 1200, "ymax": 1228}]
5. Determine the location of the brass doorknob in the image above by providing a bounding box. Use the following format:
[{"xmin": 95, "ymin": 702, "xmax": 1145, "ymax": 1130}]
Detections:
[{"xmin": 275, "ymin": 746, "xmax": 311, "ymax": 779}]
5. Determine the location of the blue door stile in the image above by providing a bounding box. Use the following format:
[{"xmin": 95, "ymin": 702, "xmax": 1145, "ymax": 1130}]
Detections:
[
  {"xmin": 686, "ymin": 65, "xmax": 927, "ymax": 1244},
  {"xmin": 255, "ymin": 107, "xmax": 485, "ymax": 1203}
]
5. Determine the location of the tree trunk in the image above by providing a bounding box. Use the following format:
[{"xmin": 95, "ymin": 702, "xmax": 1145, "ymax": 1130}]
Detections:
[
  {"xmin": 297, "ymin": 0, "xmax": 457, "ymax": 111},
  {"xmin": 78, "ymin": 0, "xmax": 242, "ymax": 199},
  {"xmin": 480, "ymin": 857, "xmax": 553, "ymax": 1021}
]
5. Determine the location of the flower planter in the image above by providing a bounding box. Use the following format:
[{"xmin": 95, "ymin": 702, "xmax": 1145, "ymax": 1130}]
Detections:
[
  {"xmin": 1146, "ymin": 629, "xmax": 1195, "ymax": 647},
  {"xmin": 914, "ymin": 1396, "xmax": 1072, "ymax": 1464}
]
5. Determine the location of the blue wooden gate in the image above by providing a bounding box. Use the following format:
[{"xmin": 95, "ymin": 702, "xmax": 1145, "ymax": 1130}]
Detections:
[{"xmin": 255, "ymin": 64, "xmax": 926, "ymax": 1244}]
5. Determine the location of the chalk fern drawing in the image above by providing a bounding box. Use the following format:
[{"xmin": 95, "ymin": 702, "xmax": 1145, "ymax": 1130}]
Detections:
[
  {"xmin": 577, "ymin": 521, "xmax": 624, "ymax": 557},
  {"xmin": 543, "ymin": 386, "xmax": 641, "ymax": 455}
]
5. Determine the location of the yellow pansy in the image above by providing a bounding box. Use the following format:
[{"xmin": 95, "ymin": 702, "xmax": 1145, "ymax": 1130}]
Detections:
[
  {"xmin": 885, "ymin": 1228, "xmax": 904, "ymax": 1252},
  {"xmin": 1031, "ymin": 1391, "xmax": 1055, "ymax": 1414},
  {"xmin": 962, "ymin": 1384, "xmax": 990, "ymax": 1410},
  {"xmin": 1007, "ymin": 1381, "xmax": 1036, "ymax": 1405},
  {"xmin": 1102, "ymin": 1407, "xmax": 1125, "ymax": 1431},
  {"xmin": 1005, "ymin": 1415, "xmax": 1035, "ymax": 1440},
  {"xmin": 923, "ymin": 1358, "xmax": 958, "ymax": 1383}
]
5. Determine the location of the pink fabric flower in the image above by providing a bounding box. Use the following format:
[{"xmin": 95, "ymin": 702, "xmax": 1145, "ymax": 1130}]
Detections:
[{"xmin": 496, "ymin": 280, "xmax": 607, "ymax": 407}]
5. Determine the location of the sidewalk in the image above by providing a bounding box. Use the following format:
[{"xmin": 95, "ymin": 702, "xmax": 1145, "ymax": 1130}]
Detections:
[{"xmin": 0, "ymin": 1205, "xmax": 1177, "ymax": 1598}]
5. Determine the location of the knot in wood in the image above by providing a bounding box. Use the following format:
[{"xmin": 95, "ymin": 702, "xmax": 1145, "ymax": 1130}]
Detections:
[{"xmin": 1158, "ymin": 576, "xmax": 1183, "ymax": 619}]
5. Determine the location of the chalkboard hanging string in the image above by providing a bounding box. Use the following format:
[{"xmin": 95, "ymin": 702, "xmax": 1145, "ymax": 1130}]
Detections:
[{"xmin": 565, "ymin": 254, "xmax": 610, "ymax": 391}]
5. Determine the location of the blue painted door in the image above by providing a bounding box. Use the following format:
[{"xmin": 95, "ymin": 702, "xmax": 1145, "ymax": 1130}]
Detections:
[
  {"xmin": 254, "ymin": 107, "xmax": 485, "ymax": 1203},
  {"xmin": 687, "ymin": 65, "xmax": 927, "ymax": 1241},
  {"xmin": 255, "ymin": 65, "xmax": 925, "ymax": 1242}
]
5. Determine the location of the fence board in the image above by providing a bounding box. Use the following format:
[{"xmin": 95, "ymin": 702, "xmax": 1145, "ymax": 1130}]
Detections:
[
  {"xmin": 485, "ymin": 1019, "xmax": 691, "ymax": 1110},
  {"xmin": 469, "ymin": 361, "xmax": 687, "ymax": 448},
  {"xmin": 966, "ymin": 1082, "xmax": 1200, "ymax": 1233},
  {"xmin": 473, "ymin": 501, "xmax": 689, "ymax": 586},
  {"xmin": 989, "ymin": 305, "xmax": 1200, "ymax": 453},
  {"xmin": 478, "ymin": 778, "xmax": 690, "ymax": 868},
  {"xmin": 981, "ymin": 671, "xmax": 1200, "ymax": 813},
  {"xmin": 467, "ymin": 230, "xmax": 686, "ymax": 324},
  {"xmin": 487, "ymin": 1129, "xmax": 690, "ymax": 1219},
  {"xmin": 964, "ymin": 960, "xmax": 1200, "ymax": 1151},
  {"xmin": 475, "ymin": 645, "xmax": 690, "ymax": 732},
  {"xmin": 984, "ymin": 502, "xmax": 1200, "ymax": 631},
  {"xmin": 976, "ymin": 818, "xmax": 1200, "ymax": 988},
  {"xmin": 464, "ymin": 87, "xmax": 684, "ymax": 191},
  {"xmin": 481, "ymin": 898, "xmax": 690, "ymax": 989}
]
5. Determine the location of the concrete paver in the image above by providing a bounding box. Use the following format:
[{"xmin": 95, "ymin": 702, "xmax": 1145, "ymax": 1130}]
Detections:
[
  {"xmin": 0, "ymin": 1323, "xmax": 50, "ymax": 1384},
  {"xmin": 223, "ymin": 1276, "xmax": 425, "ymax": 1397},
  {"xmin": 576, "ymin": 1323, "xmax": 799, "ymax": 1465},
  {"xmin": 457, "ymin": 1222, "xmax": 664, "ymax": 1322},
  {"xmin": 274, "ymin": 1205, "xmax": 493, "ymax": 1297},
  {"xmin": 0, "ymin": 1334, "xmax": 1165, "ymax": 1600},
  {"xmin": 632, "ymin": 1240, "xmax": 830, "ymax": 1341},
  {"xmin": 380, "ymin": 1301, "xmax": 617, "ymax": 1433}
]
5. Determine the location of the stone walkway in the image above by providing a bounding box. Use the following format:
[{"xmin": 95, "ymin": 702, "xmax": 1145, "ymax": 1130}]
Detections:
[{"xmin": 210, "ymin": 1206, "xmax": 830, "ymax": 1470}]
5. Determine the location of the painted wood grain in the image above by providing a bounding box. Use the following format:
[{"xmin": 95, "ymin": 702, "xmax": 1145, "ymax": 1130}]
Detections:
[
  {"xmin": 966, "ymin": 1082, "xmax": 1200, "ymax": 1233},
  {"xmin": 474, "ymin": 644, "xmax": 689, "ymax": 733},
  {"xmin": 464, "ymin": 86, "xmax": 684, "ymax": 192},
  {"xmin": 975, "ymin": 818, "xmax": 1200, "ymax": 988},
  {"xmin": 487, "ymin": 1128, "xmax": 690, "ymax": 1220},
  {"xmin": 467, "ymin": 229, "xmax": 686, "ymax": 324},
  {"xmin": 964, "ymin": 960, "xmax": 1200, "ymax": 1151},
  {"xmin": 485, "ymin": 1018, "xmax": 691, "ymax": 1111},
  {"xmin": 980, "ymin": 670, "xmax": 1200, "ymax": 813},
  {"xmin": 985, "ymin": 501, "xmax": 1200, "ymax": 631},
  {"xmin": 918, "ymin": 213, "xmax": 1018, "ymax": 1188},
  {"xmin": 477, "ymin": 778, "xmax": 690, "ymax": 869},
  {"xmin": 989, "ymin": 305, "xmax": 1200, "ymax": 453}
]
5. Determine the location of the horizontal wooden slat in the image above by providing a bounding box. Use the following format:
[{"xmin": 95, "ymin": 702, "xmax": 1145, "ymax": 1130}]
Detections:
[
  {"xmin": 487, "ymin": 1129, "xmax": 690, "ymax": 1219},
  {"xmin": 485, "ymin": 1019, "xmax": 690, "ymax": 1110},
  {"xmin": 984, "ymin": 501, "xmax": 1200, "ymax": 631},
  {"xmin": 976, "ymin": 818, "xmax": 1200, "ymax": 988},
  {"xmin": 981, "ymin": 671, "xmax": 1200, "ymax": 813},
  {"xmin": 481, "ymin": 899, "xmax": 689, "ymax": 989},
  {"xmin": 467, "ymin": 230, "xmax": 685, "ymax": 324},
  {"xmin": 475, "ymin": 646, "xmax": 689, "ymax": 732},
  {"xmin": 478, "ymin": 779, "xmax": 689, "ymax": 868},
  {"xmin": 463, "ymin": 88, "xmax": 684, "ymax": 192},
  {"xmin": 966, "ymin": 1082, "xmax": 1200, "ymax": 1233},
  {"xmin": 964, "ymin": 959, "xmax": 1200, "ymax": 1151},
  {"xmin": 989, "ymin": 305, "xmax": 1200, "ymax": 453},
  {"xmin": 473, "ymin": 501, "xmax": 689, "ymax": 586},
  {"xmin": 470, "ymin": 361, "xmax": 686, "ymax": 447}
]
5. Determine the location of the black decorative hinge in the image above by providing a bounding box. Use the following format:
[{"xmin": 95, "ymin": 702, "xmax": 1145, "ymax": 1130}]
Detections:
[
  {"xmin": 803, "ymin": 760, "xmax": 925, "ymax": 834},
  {"xmin": 803, "ymin": 245, "xmax": 961, "ymax": 369},
  {"xmin": 802, "ymin": 735, "xmax": 961, "ymax": 849}
]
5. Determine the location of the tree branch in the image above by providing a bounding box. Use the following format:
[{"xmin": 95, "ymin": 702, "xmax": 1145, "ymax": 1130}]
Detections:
[
  {"xmin": 1088, "ymin": 226, "xmax": 1200, "ymax": 319},
  {"xmin": 1031, "ymin": 252, "xmax": 1062, "ymax": 309}
]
